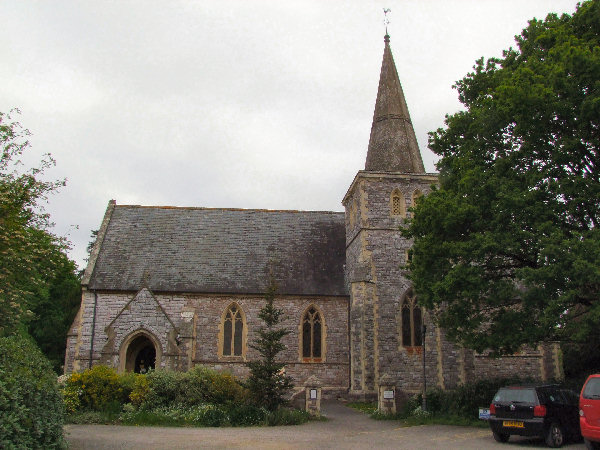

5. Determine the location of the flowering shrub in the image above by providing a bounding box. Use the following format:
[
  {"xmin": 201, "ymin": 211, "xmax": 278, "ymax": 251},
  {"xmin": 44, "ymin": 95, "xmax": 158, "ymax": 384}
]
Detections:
[
  {"xmin": 64, "ymin": 365, "xmax": 126, "ymax": 411},
  {"xmin": 129, "ymin": 373, "xmax": 149, "ymax": 407},
  {"xmin": 64, "ymin": 365, "xmax": 308, "ymax": 427},
  {"xmin": 62, "ymin": 384, "xmax": 83, "ymax": 414}
]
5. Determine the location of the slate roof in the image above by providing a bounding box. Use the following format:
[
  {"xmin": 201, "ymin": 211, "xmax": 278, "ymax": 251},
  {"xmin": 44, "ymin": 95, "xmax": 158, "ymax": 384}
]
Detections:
[
  {"xmin": 365, "ymin": 34, "xmax": 425, "ymax": 173},
  {"xmin": 86, "ymin": 204, "xmax": 348, "ymax": 296}
]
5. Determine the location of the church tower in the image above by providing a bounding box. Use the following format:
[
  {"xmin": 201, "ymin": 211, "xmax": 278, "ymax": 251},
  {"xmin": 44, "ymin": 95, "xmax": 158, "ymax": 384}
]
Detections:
[{"xmin": 343, "ymin": 34, "xmax": 438, "ymax": 398}]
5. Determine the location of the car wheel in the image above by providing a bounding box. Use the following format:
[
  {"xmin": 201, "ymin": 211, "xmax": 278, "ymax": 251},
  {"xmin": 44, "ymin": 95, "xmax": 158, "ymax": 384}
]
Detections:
[
  {"xmin": 493, "ymin": 432, "xmax": 509, "ymax": 443},
  {"xmin": 545, "ymin": 423, "xmax": 564, "ymax": 448},
  {"xmin": 584, "ymin": 438, "xmax": 600, "ymax": 450}
]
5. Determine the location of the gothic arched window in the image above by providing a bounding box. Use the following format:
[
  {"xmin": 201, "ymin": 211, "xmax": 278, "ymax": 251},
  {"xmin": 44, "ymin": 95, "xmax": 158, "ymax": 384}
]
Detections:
[
  {"xmin": 222, "ymin": 303, "xmax": 245, "ymax": 357},
  {"xmin": 401, "ymin": 290, "xmax": 422, "ymax": 347},
  {"xmin": 301, "ymin": 306, "xmax": 323, "ymax": 362},
  {"xmin": 391, "ymin": 189, "xmax": 406, "ymax": 217}
]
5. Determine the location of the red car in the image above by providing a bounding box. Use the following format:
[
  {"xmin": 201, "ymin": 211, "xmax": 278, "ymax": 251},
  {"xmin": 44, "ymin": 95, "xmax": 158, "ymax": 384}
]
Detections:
[{"xmin": 580, "ymin": 374, "xmax": 600, "ymax": 449}]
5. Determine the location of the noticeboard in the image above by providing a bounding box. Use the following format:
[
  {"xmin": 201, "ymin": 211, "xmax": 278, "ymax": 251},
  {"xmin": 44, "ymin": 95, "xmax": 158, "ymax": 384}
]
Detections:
[{"xmin": 383, "ymin": 390, "xmax": 394, "ymax": 400}]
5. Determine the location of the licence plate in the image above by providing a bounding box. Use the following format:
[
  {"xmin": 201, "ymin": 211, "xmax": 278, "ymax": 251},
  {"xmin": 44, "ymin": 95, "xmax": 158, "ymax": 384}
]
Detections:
[{"xmin": 503, "ymin": 420, "xmax": 524, "ymax": 428}]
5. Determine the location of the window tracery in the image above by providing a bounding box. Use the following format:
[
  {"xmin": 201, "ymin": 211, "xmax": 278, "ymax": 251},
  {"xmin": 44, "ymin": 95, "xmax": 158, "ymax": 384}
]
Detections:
[
  {"xmin": 301, "ymin": 306, "xmax": 323, "ymax": 362},
  {"xmin": 222, "ymin": 303, "xmax": 245, "ymax": 357},
  {"xmin": 401, "ymin": 289, "xmax": 422, "ymax": 348}
]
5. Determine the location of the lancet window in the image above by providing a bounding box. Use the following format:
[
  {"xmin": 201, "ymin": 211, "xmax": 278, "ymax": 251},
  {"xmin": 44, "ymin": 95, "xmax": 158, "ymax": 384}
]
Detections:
[
  {"xmin": 391, "ymin": 189, "xmax": 406, "ymax": 217},
  {"xmin": 222, "ymin": 304, "xmax": 245, "ymax": 357},
  {"xmin": 302, "ymin": 306, "xmax": 323, "ymax": 362},
  {"xmin": 401, "ymin": 289, "xmax": 423, "ymax": 347}
]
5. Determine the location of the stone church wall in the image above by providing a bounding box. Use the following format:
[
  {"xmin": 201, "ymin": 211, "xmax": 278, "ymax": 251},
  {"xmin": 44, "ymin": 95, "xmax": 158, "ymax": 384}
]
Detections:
[{"xmin": 65, "ymin": 290, "xmax": 350, "ymax": 394}]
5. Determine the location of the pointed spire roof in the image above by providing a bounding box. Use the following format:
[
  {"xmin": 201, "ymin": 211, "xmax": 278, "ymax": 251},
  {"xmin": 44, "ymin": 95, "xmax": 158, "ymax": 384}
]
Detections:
[{"xmin": 365, "ymin": 34, "xmax": 425, "ymax": 173}]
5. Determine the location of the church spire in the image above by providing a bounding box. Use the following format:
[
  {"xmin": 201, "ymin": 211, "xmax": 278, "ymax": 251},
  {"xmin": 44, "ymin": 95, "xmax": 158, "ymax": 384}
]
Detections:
[{"xmin": 365, "ymin": 34, "xmax": 425, "ymax": 173}]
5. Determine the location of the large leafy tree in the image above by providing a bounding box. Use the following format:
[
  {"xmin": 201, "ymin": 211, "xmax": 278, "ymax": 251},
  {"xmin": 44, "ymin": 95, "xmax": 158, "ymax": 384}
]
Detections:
[
  {"xmin": 405, "ymin": 1, "xmax": 600, "ymax": 354},
  {"xmin": 0, "ymin": 110, "xmax": 79, "ymax": 353},
  {"xmin": 28, "ymin": 251, "xmax": 81, "ymax": 372}
]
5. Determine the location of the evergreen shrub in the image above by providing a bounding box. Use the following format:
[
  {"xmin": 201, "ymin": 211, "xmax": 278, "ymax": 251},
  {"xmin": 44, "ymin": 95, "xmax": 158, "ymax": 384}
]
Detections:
[
  {"xmin": 138, "ymin": 369, "xmax": 183, "ymax": 410},
  {"xmin": 0, "ymin": 335, "xmax": 66, "ymax": 449},
  {"xmin": 177, "ymin": 366, "xmax": 247, "ymax": 406}
]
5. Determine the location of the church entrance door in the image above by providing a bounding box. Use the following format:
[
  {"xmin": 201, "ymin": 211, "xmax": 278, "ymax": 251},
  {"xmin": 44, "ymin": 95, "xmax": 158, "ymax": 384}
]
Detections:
[{"xmin": 125, "ymin": 334, "xmax": 156, "ymax": 373}]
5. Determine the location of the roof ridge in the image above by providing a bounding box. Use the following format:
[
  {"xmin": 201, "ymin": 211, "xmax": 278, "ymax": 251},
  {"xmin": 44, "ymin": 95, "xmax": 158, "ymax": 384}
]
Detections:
[{"xmin": 114, "ymin": 204, "xmax": 345, "ymax": 215}]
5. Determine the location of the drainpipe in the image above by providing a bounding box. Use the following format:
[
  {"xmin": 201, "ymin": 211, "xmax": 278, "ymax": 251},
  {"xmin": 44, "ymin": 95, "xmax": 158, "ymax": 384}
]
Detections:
[{"xmin": 89, "ymin": 290, "xmax": 98, "ymax": 369}]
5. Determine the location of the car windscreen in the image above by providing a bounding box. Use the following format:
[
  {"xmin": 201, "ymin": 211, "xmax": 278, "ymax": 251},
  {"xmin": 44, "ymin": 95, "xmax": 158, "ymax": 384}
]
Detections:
[
  {"xmin": 583, "ymin": 378, "xmax": 600, "ymax": 399},
  {"xmin": 494, "ymin": 388, "xmax": 537, "ymax": 403}
]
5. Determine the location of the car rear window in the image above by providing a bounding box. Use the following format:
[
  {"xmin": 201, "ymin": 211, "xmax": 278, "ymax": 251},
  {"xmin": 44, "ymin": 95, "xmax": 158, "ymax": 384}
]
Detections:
[
  {"xmin": 494, "ymin": 388, "xmax": 537, "ymax": 403},
  {"xmin": 583, "ymin": 378, "xmax": 600, "ymax": 399}
]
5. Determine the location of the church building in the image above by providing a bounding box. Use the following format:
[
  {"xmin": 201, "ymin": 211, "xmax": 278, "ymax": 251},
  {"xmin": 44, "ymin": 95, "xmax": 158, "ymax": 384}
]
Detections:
[{"xmin": 65, "ymin": 35, "xmax": 562, "ymax": 399}]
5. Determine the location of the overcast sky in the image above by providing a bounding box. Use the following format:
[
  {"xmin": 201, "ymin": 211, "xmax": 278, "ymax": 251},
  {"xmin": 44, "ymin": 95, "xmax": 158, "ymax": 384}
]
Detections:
[{"xmin": 0, "ymin": 0, "xmax": 581, "ymax": 269}]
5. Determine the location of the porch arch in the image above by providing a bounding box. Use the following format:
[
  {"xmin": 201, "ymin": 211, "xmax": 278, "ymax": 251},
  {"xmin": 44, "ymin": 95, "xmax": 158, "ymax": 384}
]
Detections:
[{"xmin": 119, "ymin": 329, "xmax": 162, "ymax": 373}]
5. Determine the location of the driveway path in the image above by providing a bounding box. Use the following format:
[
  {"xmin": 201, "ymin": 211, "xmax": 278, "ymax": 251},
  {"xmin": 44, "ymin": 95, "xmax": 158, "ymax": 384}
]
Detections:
[{"xmin": 65, "ymin": 401, "xmax": 585, "ymax": 449}]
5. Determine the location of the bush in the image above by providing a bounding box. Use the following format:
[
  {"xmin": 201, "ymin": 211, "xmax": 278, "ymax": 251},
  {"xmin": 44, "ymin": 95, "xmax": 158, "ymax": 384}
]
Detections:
[
  {"xmin": 0, "ymin": 335, "xmax": 66, "ymax": 449},
  {"xmin": 140, "ymin": 369, "xmax": 183, "ymax": 410},
  {"xmin": 226, "ymin": 404, "xmax": 267, "ymax": 426},
  {"xmin": 118, "ymin": 404, "xmax": 308, "ymax": 427},
  {"xmin": 129, "ymin": 373, "xmax": 150, "ymax": 407},
  {"xmin": 403, "ymin": 377, "xmax": 532, "ymax": 420},
  {"xmin": 265, "ymin": 408, "xmax": 311, "ymax": 426},
  {"xmin": 138, "ymin": 366, "xmax": 246, "ymax": 410},
  {"xmin": 177, "ymin": 366, "xmax": 247, "ymax": 407},
  {"xmin": 64, "ymin": 365, "xmax": 128, "ymax": 411},
  {"xmin": 63, "ymin": 365, "xmax": 306, "ymax": 428}
]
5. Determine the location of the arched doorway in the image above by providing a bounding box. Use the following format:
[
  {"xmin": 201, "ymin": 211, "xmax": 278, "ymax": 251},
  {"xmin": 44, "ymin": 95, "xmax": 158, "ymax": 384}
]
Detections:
[{"xmin": 124, "ymin": 334, "xmax": 157, "ymax": 373}]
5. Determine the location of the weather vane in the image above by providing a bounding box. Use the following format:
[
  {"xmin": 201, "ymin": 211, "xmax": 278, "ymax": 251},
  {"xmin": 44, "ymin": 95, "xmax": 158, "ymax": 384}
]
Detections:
[{"xmin": 383, "ymin": 8, "xmax": 391, "ymax": 35}]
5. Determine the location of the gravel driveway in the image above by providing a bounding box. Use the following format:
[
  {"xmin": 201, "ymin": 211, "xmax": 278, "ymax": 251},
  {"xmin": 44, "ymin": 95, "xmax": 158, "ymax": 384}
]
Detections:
[{"xmin": 65, "ymin": 401, "xmax": 586, "ymax": 449}]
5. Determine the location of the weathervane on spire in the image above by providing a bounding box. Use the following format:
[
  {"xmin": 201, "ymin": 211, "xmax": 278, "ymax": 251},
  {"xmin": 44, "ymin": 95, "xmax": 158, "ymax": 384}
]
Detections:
[{"xmin": 383, "ymin": 8, "xmax": 391, "ymax": 35}]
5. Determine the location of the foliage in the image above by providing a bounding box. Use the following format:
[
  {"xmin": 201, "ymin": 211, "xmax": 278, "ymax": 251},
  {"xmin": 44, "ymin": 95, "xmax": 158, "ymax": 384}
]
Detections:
[
  {"xmin": 246, "ymin": 278, "xmax": 294, "ymax": 411},
  {"xmin": 177, "ymin": 365, "xmax": 247, "ymax": 406},
  {"xmin": 361, "ymin": 378, "xmax": 532, "ymax": 428},
  {"xmin": 0, "ymin": 109, "xmax": 79, "ymax": 374},
  {"xmin": 0, "ymin": 110, "xmax": 68, "ymax": 336},
  {"xmin": 137, "ymin": 369, "xmax": 183, "ymax": 410},
  {"xmin": 135, "ymin": 367, "xmax": 247, "ymax": 410},
  {"xmin": 562, "ymin": 338, "xmax": 600, "ymax": 390},
  {"xmin": 63, "ymin": 364, "xmax": 308, "ymax": 427},
  {"xmin": 27, "ymin": 252, "xmax": 81, "ymax": 373},
  {"xmin": 129, "ymin": 372, "xmax": 150, "ymax": 407},
  {"xmin": 63, "ymin": 365, "xmax": 132, "ymax": 412},
  {"xmin": 263, "ymin": 407, "xmax": 311, "ymax": 426},
  {"xmin": 404, "ymin": 1, "xmax": 600, "ymax": 354},
  {"xmin": 0, "ymin": 335, "xmax": 66, "ymax": 449},
  {"xmin": 64, "ymin": 366, "xmax": 247, "ymax": 415},
  {"xmin": 117, "ymin": 403, "xmax": 309, "ymax": 427},
  {"xmin": 403, "ymin": 377, "xmax": 531, "ymax": 421}
]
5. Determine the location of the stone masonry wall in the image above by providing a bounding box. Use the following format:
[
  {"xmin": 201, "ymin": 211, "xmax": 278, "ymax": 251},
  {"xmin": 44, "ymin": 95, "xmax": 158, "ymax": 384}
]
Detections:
[
  {"xmin": 344, "ymin": 172, "xmax": 439, "ymax": 396},
  {"xmin": 65, "ymin": 290, "xmax": 349, "ymax": 393}
]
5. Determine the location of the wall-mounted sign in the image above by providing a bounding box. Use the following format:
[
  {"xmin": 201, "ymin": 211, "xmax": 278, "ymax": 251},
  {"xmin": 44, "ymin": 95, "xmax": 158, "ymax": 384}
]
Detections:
[
  {"xmin": 383, "ymin": 390, "xmax": 394, "ymax": 399},
  {"xmin": 310, "ymin": 389, "xmax": 318, "ymax": 400}
]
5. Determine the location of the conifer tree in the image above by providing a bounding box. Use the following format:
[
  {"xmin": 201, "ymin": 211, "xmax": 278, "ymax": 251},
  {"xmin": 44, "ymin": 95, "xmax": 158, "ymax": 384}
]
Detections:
[{"xmin": 246, "ymin": 278, "xmax": 293, "ymax": 411}]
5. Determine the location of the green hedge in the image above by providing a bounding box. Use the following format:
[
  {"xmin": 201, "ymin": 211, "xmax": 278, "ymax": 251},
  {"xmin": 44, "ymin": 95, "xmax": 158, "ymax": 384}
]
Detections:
[
  {"xmin": 0, "ymin": 335, "xmax": 66, "ymax": 449},
  {"xmin": 131, "ymin": 366, "xmax": 247, "ymax": 410},
  {"xmin": 404, "ymin": 377, "xmax": 533, "ymax": 419}
]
